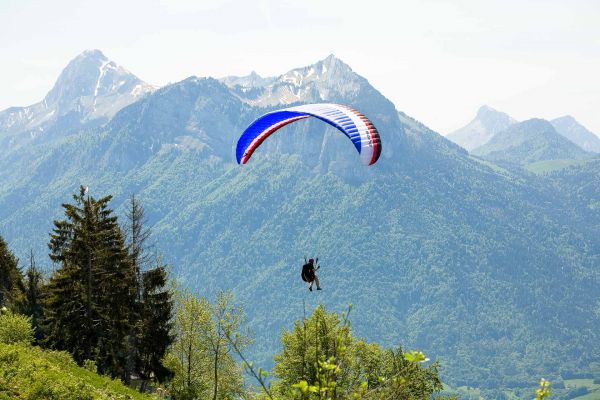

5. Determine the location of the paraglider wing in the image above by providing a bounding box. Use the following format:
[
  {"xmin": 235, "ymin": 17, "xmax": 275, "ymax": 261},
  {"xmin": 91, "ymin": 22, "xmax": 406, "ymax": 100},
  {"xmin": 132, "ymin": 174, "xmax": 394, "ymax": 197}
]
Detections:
[{"xmin": 236, "ymin": 103, "xmax": 381, "ymax": 165}]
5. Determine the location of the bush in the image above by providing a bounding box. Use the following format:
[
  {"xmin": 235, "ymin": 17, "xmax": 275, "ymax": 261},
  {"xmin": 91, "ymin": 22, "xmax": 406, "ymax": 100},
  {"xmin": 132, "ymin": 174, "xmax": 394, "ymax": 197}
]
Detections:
[
  {"xmin": 0, "ymin": 307, "xmax": 34, "ymax": 345},
  {"xmin": 0, "ymin": 343, "xmax": 154, "ymax": 399}
]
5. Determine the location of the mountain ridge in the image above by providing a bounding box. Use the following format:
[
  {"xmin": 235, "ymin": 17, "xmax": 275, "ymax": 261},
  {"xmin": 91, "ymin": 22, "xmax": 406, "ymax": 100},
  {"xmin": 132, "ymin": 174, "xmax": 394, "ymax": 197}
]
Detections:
[
  {"xmin": 551, "ymin": 115, "xmax": 600, "ymax": 153},
  {"xmin": 220, "ymin": 54, "xmax": 371, "ymax": 107},
  {"xmin": 472, "ymin": 118, "xmax": 593, "ymax": 165},
  {"xmin": 447, "ymin": 105, "xmax": 517, "ymax": 151}
]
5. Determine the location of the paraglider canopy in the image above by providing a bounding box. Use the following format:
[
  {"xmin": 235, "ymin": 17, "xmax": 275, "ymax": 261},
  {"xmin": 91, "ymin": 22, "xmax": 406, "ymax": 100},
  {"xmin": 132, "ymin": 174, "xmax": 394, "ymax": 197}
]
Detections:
[{"xmin": 236, "ymin": 103, "xmax": 381, "ymax": 165}]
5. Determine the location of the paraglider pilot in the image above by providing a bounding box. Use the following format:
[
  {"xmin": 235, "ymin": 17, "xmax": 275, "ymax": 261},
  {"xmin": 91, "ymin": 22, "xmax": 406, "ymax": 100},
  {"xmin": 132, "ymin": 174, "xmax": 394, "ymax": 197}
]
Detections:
[{"xmin": 301, "ymin": 258, "xmax": 322, "ymax": 291}]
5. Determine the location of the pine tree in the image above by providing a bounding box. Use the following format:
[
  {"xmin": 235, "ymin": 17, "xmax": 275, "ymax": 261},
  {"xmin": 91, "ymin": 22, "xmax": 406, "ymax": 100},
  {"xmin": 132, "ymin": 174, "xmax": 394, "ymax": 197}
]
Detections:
[
  {"xmin": 0, "ymin": 235, "xmax": 25, "ymax": 312},
  {"xmin": 41, "ymin": 261, "xmax": 89, "ymax": 359},
  {"xmin": 43, "ymin": 186, "xmax": 137, "ymax": 377},
  {"xmin": 136, "ymin": 260, "xmax": 174, "ymax": 391},
  {"xmin": 24, "ymin": 250, "xmax": 45, "ymax": 343},
  {"xmin": 124, "ymin": 194, "xmax": 152, "ymax": 285},
  {"xmin": 123, "ymin": 195, "xmax": 174, "ymax": 389},
  {"xmin": 94, "ymin": 212, "xmax": 137, "ymax": 379}
]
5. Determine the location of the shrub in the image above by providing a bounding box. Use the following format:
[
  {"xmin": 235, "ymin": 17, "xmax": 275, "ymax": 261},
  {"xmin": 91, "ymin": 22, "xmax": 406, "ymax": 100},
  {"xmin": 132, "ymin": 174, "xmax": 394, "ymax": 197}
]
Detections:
[{"xmin": 0, "ymin": 307, "xmax": 34, "ymax": 345}]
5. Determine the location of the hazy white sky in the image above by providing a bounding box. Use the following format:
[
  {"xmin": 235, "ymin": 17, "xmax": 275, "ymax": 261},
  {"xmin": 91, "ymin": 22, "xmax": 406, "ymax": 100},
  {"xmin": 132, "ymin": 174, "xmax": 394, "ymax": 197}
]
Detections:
[{"xmin": 1, "ymin": 0, "xmax": 599, "ymax": 135}]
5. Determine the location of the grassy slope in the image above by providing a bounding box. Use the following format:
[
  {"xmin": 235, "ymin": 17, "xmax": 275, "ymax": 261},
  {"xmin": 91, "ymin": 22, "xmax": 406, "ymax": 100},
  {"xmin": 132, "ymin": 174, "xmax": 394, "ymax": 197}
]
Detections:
[
  {"xmin": 525, "ymin": 158, "xmax": 593, "ymax": 174},
  {"xmin": 0, "ymin": 343, "xmax": 156, "ymax": 400}
]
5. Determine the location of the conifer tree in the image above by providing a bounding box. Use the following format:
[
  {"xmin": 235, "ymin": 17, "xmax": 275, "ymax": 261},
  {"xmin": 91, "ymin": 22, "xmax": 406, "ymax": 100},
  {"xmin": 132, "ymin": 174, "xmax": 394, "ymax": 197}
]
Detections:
[
  {"xmin": 136, "ymin": 259, "xmax": 174, "ymax": 391},
  {"xmin": 24, "ymin": 250, "xmax": 45, "ymax": 343},
  {"xmin": 124, "ymin": 194, "xmax": 152, "ymax": 286},
  {"xmin": 43, "ymin": 186, "xmax": 137, "ymax": 377},
  {"xmin": 0, "ymin": 235, "xmax": 25, "ymax": 312},
  {"xmin": 123, "ymin": 195, "xmax": 174, "ymax": 389}
]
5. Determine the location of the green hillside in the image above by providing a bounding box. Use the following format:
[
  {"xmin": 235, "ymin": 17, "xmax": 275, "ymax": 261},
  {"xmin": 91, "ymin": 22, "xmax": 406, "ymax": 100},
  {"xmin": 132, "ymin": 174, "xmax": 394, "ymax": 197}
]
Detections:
[
  {"xmin": 0, "ymin": 343, "xmax": 156, "ymax": 399},
  {"xmin": 525, "ymin": 158, "xmax": 592, "ymax": 174}
]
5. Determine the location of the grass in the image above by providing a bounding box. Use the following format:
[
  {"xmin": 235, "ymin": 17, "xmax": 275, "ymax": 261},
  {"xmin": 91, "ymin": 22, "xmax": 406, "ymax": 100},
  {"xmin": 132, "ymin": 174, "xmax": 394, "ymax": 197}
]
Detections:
[
  {"xmin": 525, "ymin": 158, "xmax": 590, "ymax": 174},
  {"xmin": 0, "ymin": 343, "xmax": 157, "ymax": 400},
  {"xmin": 468, "ymin": 155, "xmax": 512, "ymax": 176},
  {"xmin": 567, "ymin": 378, "xmax": 600, "ymax": 400}
]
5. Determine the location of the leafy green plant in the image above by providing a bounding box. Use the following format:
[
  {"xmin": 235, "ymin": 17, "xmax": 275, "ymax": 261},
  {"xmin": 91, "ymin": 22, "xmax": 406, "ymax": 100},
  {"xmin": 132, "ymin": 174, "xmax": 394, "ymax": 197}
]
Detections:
[
  {"xmin": 0, "ymin": 307, "xmax": 34, "ymax": 345},
  {"xmin": 163, "ymin": 290, "xmax": 248, "ymax": 400},
  {"xmin": 535, "ymin": 378, "xmax": 551, "ymax": 400},
  {"xmin": 0, "ymin": 343, "xmax": 155, "ymax": 399}
]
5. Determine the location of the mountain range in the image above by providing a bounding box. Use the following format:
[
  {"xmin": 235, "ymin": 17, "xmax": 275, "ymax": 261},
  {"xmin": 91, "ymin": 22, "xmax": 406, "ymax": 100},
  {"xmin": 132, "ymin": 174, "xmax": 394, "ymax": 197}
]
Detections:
[
  {"xmin": 1, "ymin": 50, "xmax": 599, "ymax": 398},
  {"xmin": 472, "ymin": 118, "xmax": 592, "ymax": 165},
  {"xmin": 448, "ymin": 105, "xmax": 600, "ymax": 165}
]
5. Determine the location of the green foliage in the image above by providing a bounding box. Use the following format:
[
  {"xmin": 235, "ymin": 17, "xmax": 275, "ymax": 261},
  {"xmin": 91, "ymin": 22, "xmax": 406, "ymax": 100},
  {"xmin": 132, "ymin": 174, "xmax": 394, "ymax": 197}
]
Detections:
[
  {"xmin": 273, "ymin": 305, "xmax": 445, "ymax": 400},
  {"xmin": 0, "ymin": 308, "xmax": 34, "ymax": 345},
  {"xmin": 536, "ymin": 378, "xmax": 551, "ymax": 400},
  {"xmin": 0, "ymin": 342, "xmax": 156, "ymax": 399},
  {"xmin": 0, "ymin": 235, "xmax": 25, "ymax": 312},
  {"xmin": 164, "ymin": 290, "xmax": 247, "ymax": 400}
]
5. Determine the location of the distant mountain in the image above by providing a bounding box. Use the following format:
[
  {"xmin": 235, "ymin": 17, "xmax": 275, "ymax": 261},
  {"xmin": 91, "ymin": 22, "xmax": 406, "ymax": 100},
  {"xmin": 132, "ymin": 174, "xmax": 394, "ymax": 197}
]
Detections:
[
  {"xmin": 551, "ymin": 115, "xmax": 600, "ymax": 153},
  {"xmin": 447, "ymin": 105, "xmax": 517, "ymax": 151},
  {"xmin": 472, "ymin": 118, "xmax": 592, "ymax": 165},
  {"xmin": 220, "ymin": 71, "xmax": 276, "ymax": 89},
  {"xmin": 0, "ymin": 49, "xmax": 153, "ymax": 148},
  {"xmin": 1, "ymin": 52, "xmax": 599, "ymax": 397}
]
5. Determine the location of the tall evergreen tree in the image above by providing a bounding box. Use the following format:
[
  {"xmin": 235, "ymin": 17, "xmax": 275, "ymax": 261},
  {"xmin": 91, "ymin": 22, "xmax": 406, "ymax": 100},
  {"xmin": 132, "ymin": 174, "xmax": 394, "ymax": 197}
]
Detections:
[
  {"xmin": 136, "ymin": 260, "xmax": 174, "ymax": 391},
  {"xmin": 123, "ymin": 195, "xmax": 174, "ymax": 389},
  {"xmin": 124, "ymin": 194, "xmax": 152, "ymax": 285},
  {"xmin": 43, "ymin": 186, "xmax": 137, "ymax": 377},
  {"xmin": 0, "ymin": 235, "xmax": 25, "ymax": 312},
  {"xmin": 24, "ymin": 250, "xmax": 45, "ymax": 343}
]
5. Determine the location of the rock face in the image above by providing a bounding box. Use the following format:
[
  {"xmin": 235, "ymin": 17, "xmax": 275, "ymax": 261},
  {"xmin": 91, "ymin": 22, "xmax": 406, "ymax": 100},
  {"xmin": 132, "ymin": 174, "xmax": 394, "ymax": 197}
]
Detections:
[
  {"xmin": 0, "ymin": 49, "xmax": 154, "ymax": 147},
  {"xmin": 447, "ymin": 105, "xmax": 517, "ymax": 151},
  {"xmin": 220, "ymin": 54, "xmax": 369, "ymax": 106},
  {"xmin": 551, "ymin": 115, "xmax": 600, "ymax": 153},
  {"xmin": 472, "ymin": 118, "xmax": 592, "ymax": 164}
]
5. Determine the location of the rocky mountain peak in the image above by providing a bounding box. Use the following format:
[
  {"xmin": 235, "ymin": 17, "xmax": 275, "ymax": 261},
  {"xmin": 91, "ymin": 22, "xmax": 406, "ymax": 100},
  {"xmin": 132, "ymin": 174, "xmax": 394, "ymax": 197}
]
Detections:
[
  {"xmin": 0, "ymin": 50, "xmax": 154, "ymax": 145},
  {"xmin": 222, "ymin": 54, "xmax": 363, "ymax": 106},
  {"xmin": 475, "ymin": 105, "xmax": 517, "ymax": 129},
  {"xmin": 551, "ymin": 115, "xmax": 600, "ymax": 153},
  {"xmin": 44, "ymin": 49, "xmax": 152, "ymax": 115},
  {"xmin": 447, "ymin": 105, "xmax": 517, "ymax": 151}
]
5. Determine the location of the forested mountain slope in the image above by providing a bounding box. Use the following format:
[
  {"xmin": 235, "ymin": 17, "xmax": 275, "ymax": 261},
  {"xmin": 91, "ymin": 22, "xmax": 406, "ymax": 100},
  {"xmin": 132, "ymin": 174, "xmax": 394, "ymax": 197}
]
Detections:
[{"xmin": 0, "ymin": 53, "xmax": 599, "ymax": 395}]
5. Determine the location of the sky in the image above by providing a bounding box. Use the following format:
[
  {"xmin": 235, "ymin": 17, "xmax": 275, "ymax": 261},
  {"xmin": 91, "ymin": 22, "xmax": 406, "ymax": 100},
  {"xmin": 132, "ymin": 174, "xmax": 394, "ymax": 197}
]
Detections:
[{"xmin": 1, "ymin": 0, "xmax": 599, "ymax": 135}]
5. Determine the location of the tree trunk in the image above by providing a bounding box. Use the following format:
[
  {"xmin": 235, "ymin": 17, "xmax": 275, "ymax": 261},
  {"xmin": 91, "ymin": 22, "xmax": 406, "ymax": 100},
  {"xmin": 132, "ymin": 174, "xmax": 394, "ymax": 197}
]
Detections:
[{"xmin": 212, "ymin": 344, "xmax": 219, "ymax": 400}]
